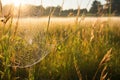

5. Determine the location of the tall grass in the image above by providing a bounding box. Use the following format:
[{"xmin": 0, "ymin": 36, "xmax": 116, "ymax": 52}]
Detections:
[{"xmin": 0, "ymin": 0, "xmax": 120, "ymax": 80}]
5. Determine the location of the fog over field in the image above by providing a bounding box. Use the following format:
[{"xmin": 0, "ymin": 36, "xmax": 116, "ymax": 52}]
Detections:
[{"xmin": 10, "ymin": 17, "xmax": 120, "ymax": 29}]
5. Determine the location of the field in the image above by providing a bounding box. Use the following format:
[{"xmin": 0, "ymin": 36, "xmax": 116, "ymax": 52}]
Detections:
[{"xmin": 0, "ymin": 17, "xmax": 120, "ymax": 80}]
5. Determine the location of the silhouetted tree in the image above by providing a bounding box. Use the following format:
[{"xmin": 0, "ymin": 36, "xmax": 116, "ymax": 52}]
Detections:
[
  {"xmin": 89, "ymin": 0, "xmax": 102, "ymax": 14},
  {"xmin": 53, "ymin": 6, "xmax": 61, "ymax": 16},
  {"xmin": 105, "ymin": 0, "xmax": 120, "ymax": 15},
  {"xmin": 45, "ymin": 6, "xmax": 55, "ymax": 16}
]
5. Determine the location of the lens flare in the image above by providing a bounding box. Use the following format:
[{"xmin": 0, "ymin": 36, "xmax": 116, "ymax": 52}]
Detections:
[{"xmin": 12, "ymin": 0, "xmax": 22, "ymax": 7}]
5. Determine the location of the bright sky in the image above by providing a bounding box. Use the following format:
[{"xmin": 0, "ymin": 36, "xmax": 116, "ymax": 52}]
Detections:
[{"xmin": 1, "ymin": 0, "xmax": 106, "ymax": 10}]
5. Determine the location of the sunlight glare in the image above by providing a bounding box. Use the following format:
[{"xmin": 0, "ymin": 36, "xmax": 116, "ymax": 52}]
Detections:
[{"xmin": 12, "ymin": 0, "xmax": 22, "ymax": 7}]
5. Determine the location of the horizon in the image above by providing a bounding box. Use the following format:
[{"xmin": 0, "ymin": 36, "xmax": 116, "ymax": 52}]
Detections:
[{"xmin": 2, "ymin": 0, "xmax": 106, "ymax": 10}]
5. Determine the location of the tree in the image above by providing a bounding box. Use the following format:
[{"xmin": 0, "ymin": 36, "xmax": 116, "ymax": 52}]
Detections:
[
  {"xmin": 105, "ymin": 0, "xmax": 120, "ymax": 14},
  {"xmin": 53, "ymin": 6, "xmax": 61, "ymax": 16},
  {"xmin": 89, "ymin": 0, "xmax": 102, "ymax": 14}
]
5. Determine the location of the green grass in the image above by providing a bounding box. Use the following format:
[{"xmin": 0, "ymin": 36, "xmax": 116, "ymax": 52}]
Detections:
[{"xmin": 0, "ymin": 17, "xmax": 120, "ymax": 80}]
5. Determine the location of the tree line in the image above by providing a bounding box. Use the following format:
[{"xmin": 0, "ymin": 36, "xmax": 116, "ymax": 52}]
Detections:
[
  {"xmin": 2, "ymin": 0, "xmax": 120, "ymax": 17},
  {"xmin": 2, "ymin": 4, "xmax": 87, "ymax": 17},
  {"xmin": 90, "ymin": 0, "xmax": 120, "ymax": 16}
]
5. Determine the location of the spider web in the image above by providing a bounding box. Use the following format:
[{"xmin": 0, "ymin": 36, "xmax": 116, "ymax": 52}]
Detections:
[
  {"xmin": 9, "ymin": 30, "xmax": 54, "ymax": 68},
  {"xmin": 7, "ymin": 0, "xmax": 92, "ymax": 68}
]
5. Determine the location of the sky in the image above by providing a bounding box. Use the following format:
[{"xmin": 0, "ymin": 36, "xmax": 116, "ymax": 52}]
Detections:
[{"xmin": 1, "ymin": 0, "xmax": 106, "ymax": 10}]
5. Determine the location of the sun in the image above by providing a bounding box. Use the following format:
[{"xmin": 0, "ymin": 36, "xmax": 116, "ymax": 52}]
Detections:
[{"xmin": 12, "ymin": 0, "xmax": 22, "ymax": 7}]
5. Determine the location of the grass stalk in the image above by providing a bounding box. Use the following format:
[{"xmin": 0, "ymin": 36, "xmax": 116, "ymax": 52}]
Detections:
[
  {"xmin": 13, "ymin": 4, "xmax": 21, "ymax": 37},
  {"xmin": 47, "ymin": 7, "xmax": 55, "ymax": 32},
  {"xmin": 92, "ymin": 48, "xmax": 112, "ymax": 80}
]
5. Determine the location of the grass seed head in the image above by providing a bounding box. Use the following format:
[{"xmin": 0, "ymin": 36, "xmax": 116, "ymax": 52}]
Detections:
[
  {"xmin": 99, "ymin": 48, "xmax": 112, "ymax": 67},
  {"xmin": 100, "ymin": 66, "xmax": 108, "ymax": 80}
]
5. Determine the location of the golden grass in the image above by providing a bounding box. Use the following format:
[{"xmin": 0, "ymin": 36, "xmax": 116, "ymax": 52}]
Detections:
[{"xmin": 0, "ymin": 0, "xmax": 120, "ymax": 79}]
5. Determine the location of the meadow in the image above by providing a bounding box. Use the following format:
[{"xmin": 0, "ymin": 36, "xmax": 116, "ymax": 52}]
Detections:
[{"xmin": 0, "ymin": 17, "xmax": 120, "ymax": 80}]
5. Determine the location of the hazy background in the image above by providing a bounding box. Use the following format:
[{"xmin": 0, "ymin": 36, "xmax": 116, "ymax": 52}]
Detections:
[{"xmin": 2, "ymin": 0, "xmax": 106, "ymax": 10}]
